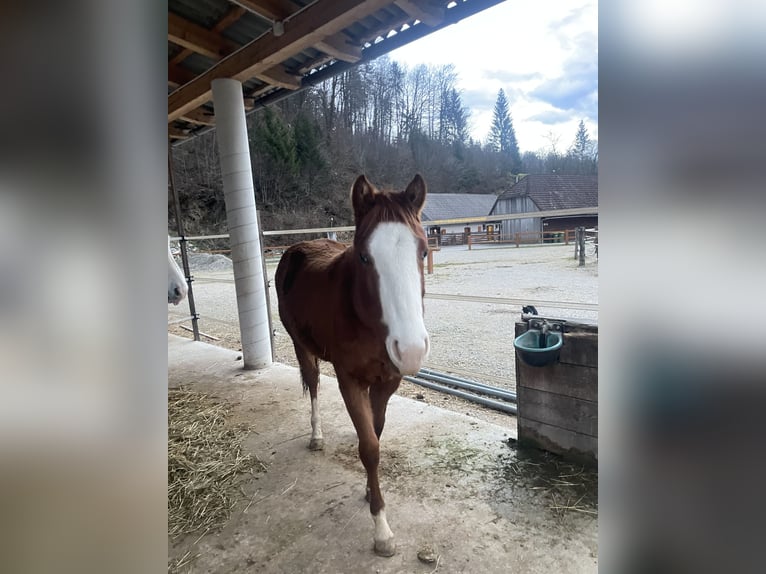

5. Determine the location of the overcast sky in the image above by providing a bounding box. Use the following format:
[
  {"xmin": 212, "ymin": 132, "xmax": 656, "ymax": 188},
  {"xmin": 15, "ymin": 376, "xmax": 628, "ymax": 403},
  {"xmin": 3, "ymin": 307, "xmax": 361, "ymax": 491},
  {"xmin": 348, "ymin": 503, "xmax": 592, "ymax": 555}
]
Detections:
[{"xmin": 389, "ymin": 0, "xmax": 597, "ymax": 154}]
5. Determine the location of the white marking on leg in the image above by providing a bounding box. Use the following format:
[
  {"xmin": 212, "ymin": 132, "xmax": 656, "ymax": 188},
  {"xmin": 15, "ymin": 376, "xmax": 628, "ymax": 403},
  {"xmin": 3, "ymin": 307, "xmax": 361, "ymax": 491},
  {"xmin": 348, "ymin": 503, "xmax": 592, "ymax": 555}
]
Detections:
[
  {"xmin": 309, "ymin": 397, "xmax": 324, "ymax": 450},
  {"xmin": 311, "ymin": 397, "xmax": 323, "ymax": 441},
  {"xmin": 372, "ymin": 509, "xmax": 396, "ymax": 556},
  {"xmin": 367, "ymin": 222, "xmax": 429, "ymax": 375}
]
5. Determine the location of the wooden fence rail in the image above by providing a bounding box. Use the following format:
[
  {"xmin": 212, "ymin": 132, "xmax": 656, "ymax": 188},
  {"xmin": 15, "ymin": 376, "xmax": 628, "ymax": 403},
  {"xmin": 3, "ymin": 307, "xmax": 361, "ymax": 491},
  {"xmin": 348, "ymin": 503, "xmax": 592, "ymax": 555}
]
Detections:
[{"xmin": 467, "ymin": 230, "xmax": 575, "ymax": 250}]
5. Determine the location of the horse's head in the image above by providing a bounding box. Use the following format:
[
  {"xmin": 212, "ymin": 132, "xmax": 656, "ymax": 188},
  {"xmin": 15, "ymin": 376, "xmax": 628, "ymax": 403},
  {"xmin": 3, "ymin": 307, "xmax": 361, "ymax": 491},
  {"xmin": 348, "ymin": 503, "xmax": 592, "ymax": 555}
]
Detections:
[
  {"xmin": 351, "ymin": 174, "xmax": 430, "ymax": 376},
  {"xmin": 168, "ymin": 236, "xmax": 187, "ymax": 305}
]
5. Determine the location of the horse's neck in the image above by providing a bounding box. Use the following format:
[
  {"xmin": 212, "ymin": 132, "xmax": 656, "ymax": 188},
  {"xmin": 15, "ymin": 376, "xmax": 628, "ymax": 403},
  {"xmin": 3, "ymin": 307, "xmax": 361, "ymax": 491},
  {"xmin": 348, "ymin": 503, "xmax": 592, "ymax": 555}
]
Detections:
[{"xmin": 339, "ymin": 246, "xmax": 365, "ymax": 310}]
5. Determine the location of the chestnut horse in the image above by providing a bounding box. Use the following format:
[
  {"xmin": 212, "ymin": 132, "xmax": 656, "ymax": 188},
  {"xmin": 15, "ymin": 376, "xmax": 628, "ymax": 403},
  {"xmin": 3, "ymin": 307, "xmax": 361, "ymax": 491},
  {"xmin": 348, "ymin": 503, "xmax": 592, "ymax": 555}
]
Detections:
[
  {"xmin": 168, "ymin": 236, "xmax": 188, "ymax": 305},
  {"xmin": 275, "ymin": 174, "xmax": 430, "ymax": 556}
]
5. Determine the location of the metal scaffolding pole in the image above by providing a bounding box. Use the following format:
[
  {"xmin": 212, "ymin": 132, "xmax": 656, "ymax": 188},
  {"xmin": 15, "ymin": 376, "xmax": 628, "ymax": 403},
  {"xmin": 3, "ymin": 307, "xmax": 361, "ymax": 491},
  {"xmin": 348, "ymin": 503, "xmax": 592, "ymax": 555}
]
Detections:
[{"xmin": 168, "ymin": 148, "xmax": 200, "ymax": 341}]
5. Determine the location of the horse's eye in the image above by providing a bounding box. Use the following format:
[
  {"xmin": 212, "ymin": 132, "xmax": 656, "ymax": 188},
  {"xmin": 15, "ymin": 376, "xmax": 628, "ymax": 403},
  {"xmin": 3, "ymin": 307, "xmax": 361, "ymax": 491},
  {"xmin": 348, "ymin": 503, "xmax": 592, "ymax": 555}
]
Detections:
[{"xmin": 360, "ymin": 253, "xmax": 370, "ymax": 265}]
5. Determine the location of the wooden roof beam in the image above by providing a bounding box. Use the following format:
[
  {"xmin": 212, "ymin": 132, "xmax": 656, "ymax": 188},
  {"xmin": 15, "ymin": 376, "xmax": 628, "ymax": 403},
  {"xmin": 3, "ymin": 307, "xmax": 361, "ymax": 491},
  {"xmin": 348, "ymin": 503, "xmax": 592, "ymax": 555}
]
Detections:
[
  {"xmin": 168, "ymin": 64, "xmax": 197, "ymax": 87},
  {"xmin": 315, "ymin": 35, "xmax": 362, "ymax": 63},
  {"xmin": 394, "ymin": 0, "xmax": 444, "ymax": 27},
  {"xmin": 168, "ymin": 125, "xmax": 192, "ymax": 140},
  {"xmin": 254, "ymin": 66, "xmax": 302, "ymax": 90},
  {"xmin": 169, "ymin": 0, "xmax": 393, "ymax": 122},
  {"xmin": 169, "ymin": 6, "xmax": 246, "ymax": 67},
  {"xmin": 180, "ymin": 107, "xmax": 216, "ymax": 126},
  {"xmin": 297, "ymin": 54, "xmax": 336, "ymax": 75},
  {"xmin": 168, "ymin": 12, "xmax": 238, "ymax": 59}
]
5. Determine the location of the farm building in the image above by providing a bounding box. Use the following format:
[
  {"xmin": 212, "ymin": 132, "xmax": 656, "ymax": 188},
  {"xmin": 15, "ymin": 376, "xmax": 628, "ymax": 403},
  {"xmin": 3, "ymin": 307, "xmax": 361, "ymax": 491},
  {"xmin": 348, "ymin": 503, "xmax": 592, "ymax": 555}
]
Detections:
[
  {"xmin": 421, "ymin": 193, "xmax": 499, "ymax": 240},
  {"xmin": 491, "ymin": 174, "xmax": 598, "ymax": 239}
]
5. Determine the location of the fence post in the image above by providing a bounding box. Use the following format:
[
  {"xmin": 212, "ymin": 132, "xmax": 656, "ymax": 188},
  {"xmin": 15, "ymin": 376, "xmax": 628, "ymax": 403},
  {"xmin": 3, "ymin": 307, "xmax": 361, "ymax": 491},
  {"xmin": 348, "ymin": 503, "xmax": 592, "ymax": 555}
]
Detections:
[
  {"xmin": 468, "ymin": 235, "xmax": 472, "ymax": 250},
  {"xmin": 427, "ymin": 248, "xmax": 434, "ymax": 275},
  {"xmin": 565, "ymin": 229, "xmax": 570, "ymax": 245},
  {"xmin": 578, "ymin": 226, "xmax": 586, "ymax": 267},
  {"xmin": 515, "ymin": 232, "xmax": 520, "ymax": 248},
  {"xmin": 574, "ymin": 227, "xmax": 580, "ymax": 259}
]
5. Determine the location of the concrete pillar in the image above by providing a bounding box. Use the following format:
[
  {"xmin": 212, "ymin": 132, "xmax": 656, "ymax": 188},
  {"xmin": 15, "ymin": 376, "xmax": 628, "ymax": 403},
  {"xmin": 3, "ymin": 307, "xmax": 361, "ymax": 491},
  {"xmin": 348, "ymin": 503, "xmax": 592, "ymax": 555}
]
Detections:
[{"xmin": 212, "ymin": 78, "xmax": 272, "ymax": 369}]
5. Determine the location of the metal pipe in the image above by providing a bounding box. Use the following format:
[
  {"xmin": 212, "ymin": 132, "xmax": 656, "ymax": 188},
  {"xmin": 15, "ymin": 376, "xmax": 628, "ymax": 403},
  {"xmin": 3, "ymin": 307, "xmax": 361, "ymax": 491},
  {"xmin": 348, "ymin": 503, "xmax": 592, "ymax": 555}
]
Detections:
[
  {"xmin": 404, "ymin": 376, "xmax": 517, "ymax": 415},
  {"xmin": 168, "ymin": 148, "xmax": 200, "ymax": 341},
  {"xmin": 417, "ymin": 369, "xmax": 516, "ymax": 403},
  {"xmin": 419, "ymin": 369, "xmax": 516, "ymax": 401},
  {"xmin": 212, "ymin": 78, "xmax": 272, "ymax": 369},
  {"xmin": 420, "ymin": 367, "xmax": 510, "ymax": 391}
]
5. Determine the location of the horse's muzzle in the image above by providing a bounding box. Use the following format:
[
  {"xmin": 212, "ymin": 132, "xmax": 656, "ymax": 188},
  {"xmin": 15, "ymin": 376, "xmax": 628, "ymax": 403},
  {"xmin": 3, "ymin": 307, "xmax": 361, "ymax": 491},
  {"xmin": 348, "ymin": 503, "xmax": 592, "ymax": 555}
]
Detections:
[
  {"xmin": 168, "ymin": 284, "xmax": 187, "ymax": 305},
  {"xmin": 388, "ymin": 335, "xmax": 429, "ymax": 376}
]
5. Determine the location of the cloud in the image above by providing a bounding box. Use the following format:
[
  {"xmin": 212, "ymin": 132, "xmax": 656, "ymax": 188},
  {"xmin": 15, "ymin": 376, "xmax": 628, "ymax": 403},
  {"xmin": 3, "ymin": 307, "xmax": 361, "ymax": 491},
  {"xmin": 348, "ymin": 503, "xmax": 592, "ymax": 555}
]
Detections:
[
  {"xmin": 461, "ymin": 89, "xmax": 498, "ymax": 111},
  {"xmin": 530, "ymin": 65, "xmax": 597, "ymax": 115},
  {"xmin": 482, "ymin": 70, "xmax": 542, "ymax": 83},
  {"xmin": 528, "ymin": 32, "xmax": 597, "ymax": 119},
  {"xmin": 548, "ymin": 5, "xmax": 590, "ymax": 35},
  {"xmin": 528, "ymin": 109, "xmax": 573, "ymax": 125}
]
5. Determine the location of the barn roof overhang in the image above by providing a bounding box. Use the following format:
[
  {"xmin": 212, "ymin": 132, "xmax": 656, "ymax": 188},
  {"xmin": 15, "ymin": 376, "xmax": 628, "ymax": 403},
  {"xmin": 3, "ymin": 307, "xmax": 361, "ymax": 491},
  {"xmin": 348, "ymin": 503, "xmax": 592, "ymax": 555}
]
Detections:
[{"xmin": 168, "ymin": 0, "xmax": 507, "ymax": 143}]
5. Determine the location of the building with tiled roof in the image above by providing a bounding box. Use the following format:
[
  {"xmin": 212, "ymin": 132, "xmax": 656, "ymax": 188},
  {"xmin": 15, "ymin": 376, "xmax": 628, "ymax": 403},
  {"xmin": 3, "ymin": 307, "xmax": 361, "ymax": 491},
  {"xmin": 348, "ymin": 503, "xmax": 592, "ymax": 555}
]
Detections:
[{"xmin": 491, "ymin": 175, "xmax": 598, "ymax": 237}]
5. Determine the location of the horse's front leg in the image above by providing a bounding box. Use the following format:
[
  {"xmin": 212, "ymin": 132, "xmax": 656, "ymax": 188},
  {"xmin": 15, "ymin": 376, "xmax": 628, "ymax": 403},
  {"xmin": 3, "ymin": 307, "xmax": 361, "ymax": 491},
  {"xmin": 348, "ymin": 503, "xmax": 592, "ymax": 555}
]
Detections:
[
  {"xmin": 370, "ymin": 377, "xmax": 400, "ymax": 439},
  {"xmin": 338, "ymin": 376, "xmax": 396, "ymax": 557}
]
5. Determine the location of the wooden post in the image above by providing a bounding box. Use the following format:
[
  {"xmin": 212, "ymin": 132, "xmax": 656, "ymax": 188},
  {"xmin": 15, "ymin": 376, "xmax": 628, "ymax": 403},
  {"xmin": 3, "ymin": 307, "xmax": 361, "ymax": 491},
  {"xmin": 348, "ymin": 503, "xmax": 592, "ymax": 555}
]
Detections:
[
  {"xmin": 468, "ymin": 235, "xmax": 472, "ymax": 250},
  {"xmin": 515, "ymin": 232, "xmax": 520, "ymax": 248},
  {"xmin": 565, "ymin": 229, "xmax": 570, "ymax": 245},
  {"xmin": 578, "ymin": 226, "xmax": 586, "ymax": 266},
  {"xmin": 427, "ymin": 248, "xmax": 434, "ymax": 275},
  {"xmin": 575, "ymin": 227, "xmax": 580, "ymax": 259}
]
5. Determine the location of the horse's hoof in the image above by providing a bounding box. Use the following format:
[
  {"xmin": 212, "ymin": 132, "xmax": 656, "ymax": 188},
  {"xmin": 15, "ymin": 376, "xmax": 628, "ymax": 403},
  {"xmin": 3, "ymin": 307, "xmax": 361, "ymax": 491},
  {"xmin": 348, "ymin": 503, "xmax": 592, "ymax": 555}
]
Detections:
[
  {"xmin": 374, "ymin": 537, "xmax": 396, "ymax": 557},
  {"xmin": 309, "ymin": 438, "xmax": 324, "ymax": 451}
]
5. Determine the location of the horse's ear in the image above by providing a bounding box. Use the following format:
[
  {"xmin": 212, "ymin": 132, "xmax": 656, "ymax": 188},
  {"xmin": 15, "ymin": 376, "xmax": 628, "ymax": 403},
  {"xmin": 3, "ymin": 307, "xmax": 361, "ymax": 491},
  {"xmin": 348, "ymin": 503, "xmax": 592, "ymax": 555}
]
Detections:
[
  {"xmin": 351, "ymin": 174, "xmax": 377, "ymax": 224},
  {"xmin": 404, "ymin": 174, "xmax": 427, "ymax": 215}
]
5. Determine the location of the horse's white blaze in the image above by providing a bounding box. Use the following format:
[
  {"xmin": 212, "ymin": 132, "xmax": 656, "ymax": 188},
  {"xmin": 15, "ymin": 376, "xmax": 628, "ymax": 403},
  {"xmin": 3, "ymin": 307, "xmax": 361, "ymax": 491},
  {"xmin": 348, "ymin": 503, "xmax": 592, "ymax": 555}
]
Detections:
[
  {"xmin": 367, "ymin": 222, "xmax": 429, "ymax": 375},
  {"xmin": 310, "ymin": 397, "xmax": 323, "ymax": 441},
  {"xmin": 168, "ymin": 237, "xmax": 187, "ymax": 305},
  {"xmin": 373, "ymin": 509, "xmax": 395, "ymax": 548}
]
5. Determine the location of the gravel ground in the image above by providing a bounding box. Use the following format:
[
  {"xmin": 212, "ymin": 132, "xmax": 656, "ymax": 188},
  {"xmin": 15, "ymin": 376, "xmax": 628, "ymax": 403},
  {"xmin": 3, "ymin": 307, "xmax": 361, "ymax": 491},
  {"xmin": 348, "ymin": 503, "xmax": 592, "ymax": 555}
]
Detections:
[{"xmin": 169, "ymin": 243, "xmax": 598, "ymax": 426}]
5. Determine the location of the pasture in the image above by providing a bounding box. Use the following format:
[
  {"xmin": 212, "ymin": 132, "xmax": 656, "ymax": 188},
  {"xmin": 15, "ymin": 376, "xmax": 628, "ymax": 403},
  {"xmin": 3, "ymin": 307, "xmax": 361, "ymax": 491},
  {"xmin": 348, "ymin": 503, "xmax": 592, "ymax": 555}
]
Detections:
[{"xmin": 168, "ymin": 243, "xmax": 598, "ymax": 572}]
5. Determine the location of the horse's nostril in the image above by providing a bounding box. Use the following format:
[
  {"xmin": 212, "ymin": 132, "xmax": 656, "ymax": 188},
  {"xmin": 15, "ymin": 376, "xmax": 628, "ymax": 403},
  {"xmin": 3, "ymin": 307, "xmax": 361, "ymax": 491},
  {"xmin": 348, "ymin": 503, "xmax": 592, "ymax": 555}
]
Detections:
[{"xmin": 174, "ymin": 286, "xmax": 183, "ymax": 297}]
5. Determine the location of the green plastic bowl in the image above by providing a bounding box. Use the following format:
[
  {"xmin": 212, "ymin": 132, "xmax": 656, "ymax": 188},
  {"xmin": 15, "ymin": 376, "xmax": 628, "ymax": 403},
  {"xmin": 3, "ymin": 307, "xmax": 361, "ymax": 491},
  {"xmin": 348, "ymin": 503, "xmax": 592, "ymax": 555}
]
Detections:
[{"xmin": 514, "ymin": 330, "xmax": 563, "ymax": 367}]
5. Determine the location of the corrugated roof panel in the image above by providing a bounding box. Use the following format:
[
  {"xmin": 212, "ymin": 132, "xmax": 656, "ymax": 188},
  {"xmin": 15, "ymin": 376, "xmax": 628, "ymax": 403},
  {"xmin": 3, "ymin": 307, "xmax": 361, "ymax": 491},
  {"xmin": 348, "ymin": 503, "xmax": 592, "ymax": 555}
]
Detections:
[
  {"xmin": 222, "ymin": 11, "xmax": 272, "ymax": 45},
  {"xmin": 168, "ymin": 44, "xmax": 184, "ymax": 59},
  {"xmin": 169, "ymin": 0, "xmax": 231, "ymax": 29},
  {"xmin": 181, "ymin": 52, "xmax": 219, "ymax": 76}
]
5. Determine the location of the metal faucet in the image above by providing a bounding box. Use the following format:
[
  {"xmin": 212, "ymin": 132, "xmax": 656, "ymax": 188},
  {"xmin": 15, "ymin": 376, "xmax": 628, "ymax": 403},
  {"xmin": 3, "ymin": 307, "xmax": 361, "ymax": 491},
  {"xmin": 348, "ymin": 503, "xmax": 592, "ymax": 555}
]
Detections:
[{"xmin": 539, "ymin": 321, "xmax": 550, "ymax": 347}]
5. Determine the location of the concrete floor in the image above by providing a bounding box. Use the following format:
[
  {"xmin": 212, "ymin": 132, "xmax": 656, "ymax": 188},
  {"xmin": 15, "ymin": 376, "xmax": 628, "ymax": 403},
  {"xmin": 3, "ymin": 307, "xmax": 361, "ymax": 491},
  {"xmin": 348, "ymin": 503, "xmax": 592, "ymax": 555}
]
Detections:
[{"xmin": 168, "ymin": 335, "xmax": 597, "ymax": 573}]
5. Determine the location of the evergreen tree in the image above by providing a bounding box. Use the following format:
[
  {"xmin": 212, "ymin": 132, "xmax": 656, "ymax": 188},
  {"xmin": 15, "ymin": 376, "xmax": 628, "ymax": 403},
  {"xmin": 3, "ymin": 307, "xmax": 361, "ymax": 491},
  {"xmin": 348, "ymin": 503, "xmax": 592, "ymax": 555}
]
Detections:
[
  {"xmin": 439, "ymin": 88, "xmax": 469, "ymax": 147},
  {"xmin": 293, "ymin": 112, "xmax": 326, "ymax": 193},
  {"xmin": 570, "ymin": 119, "xmax": 590, "ymax": 160},
  {"xmin": 294, "ymin": 113, "xmax": 325, "ymax": 173},
  {"xmin": 255, "ymin": 107, "xmax": 297, "ymax": 174},
  {"xmin": 488, "ymin": 89, "xmax": 521, "ymax": 173}
]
